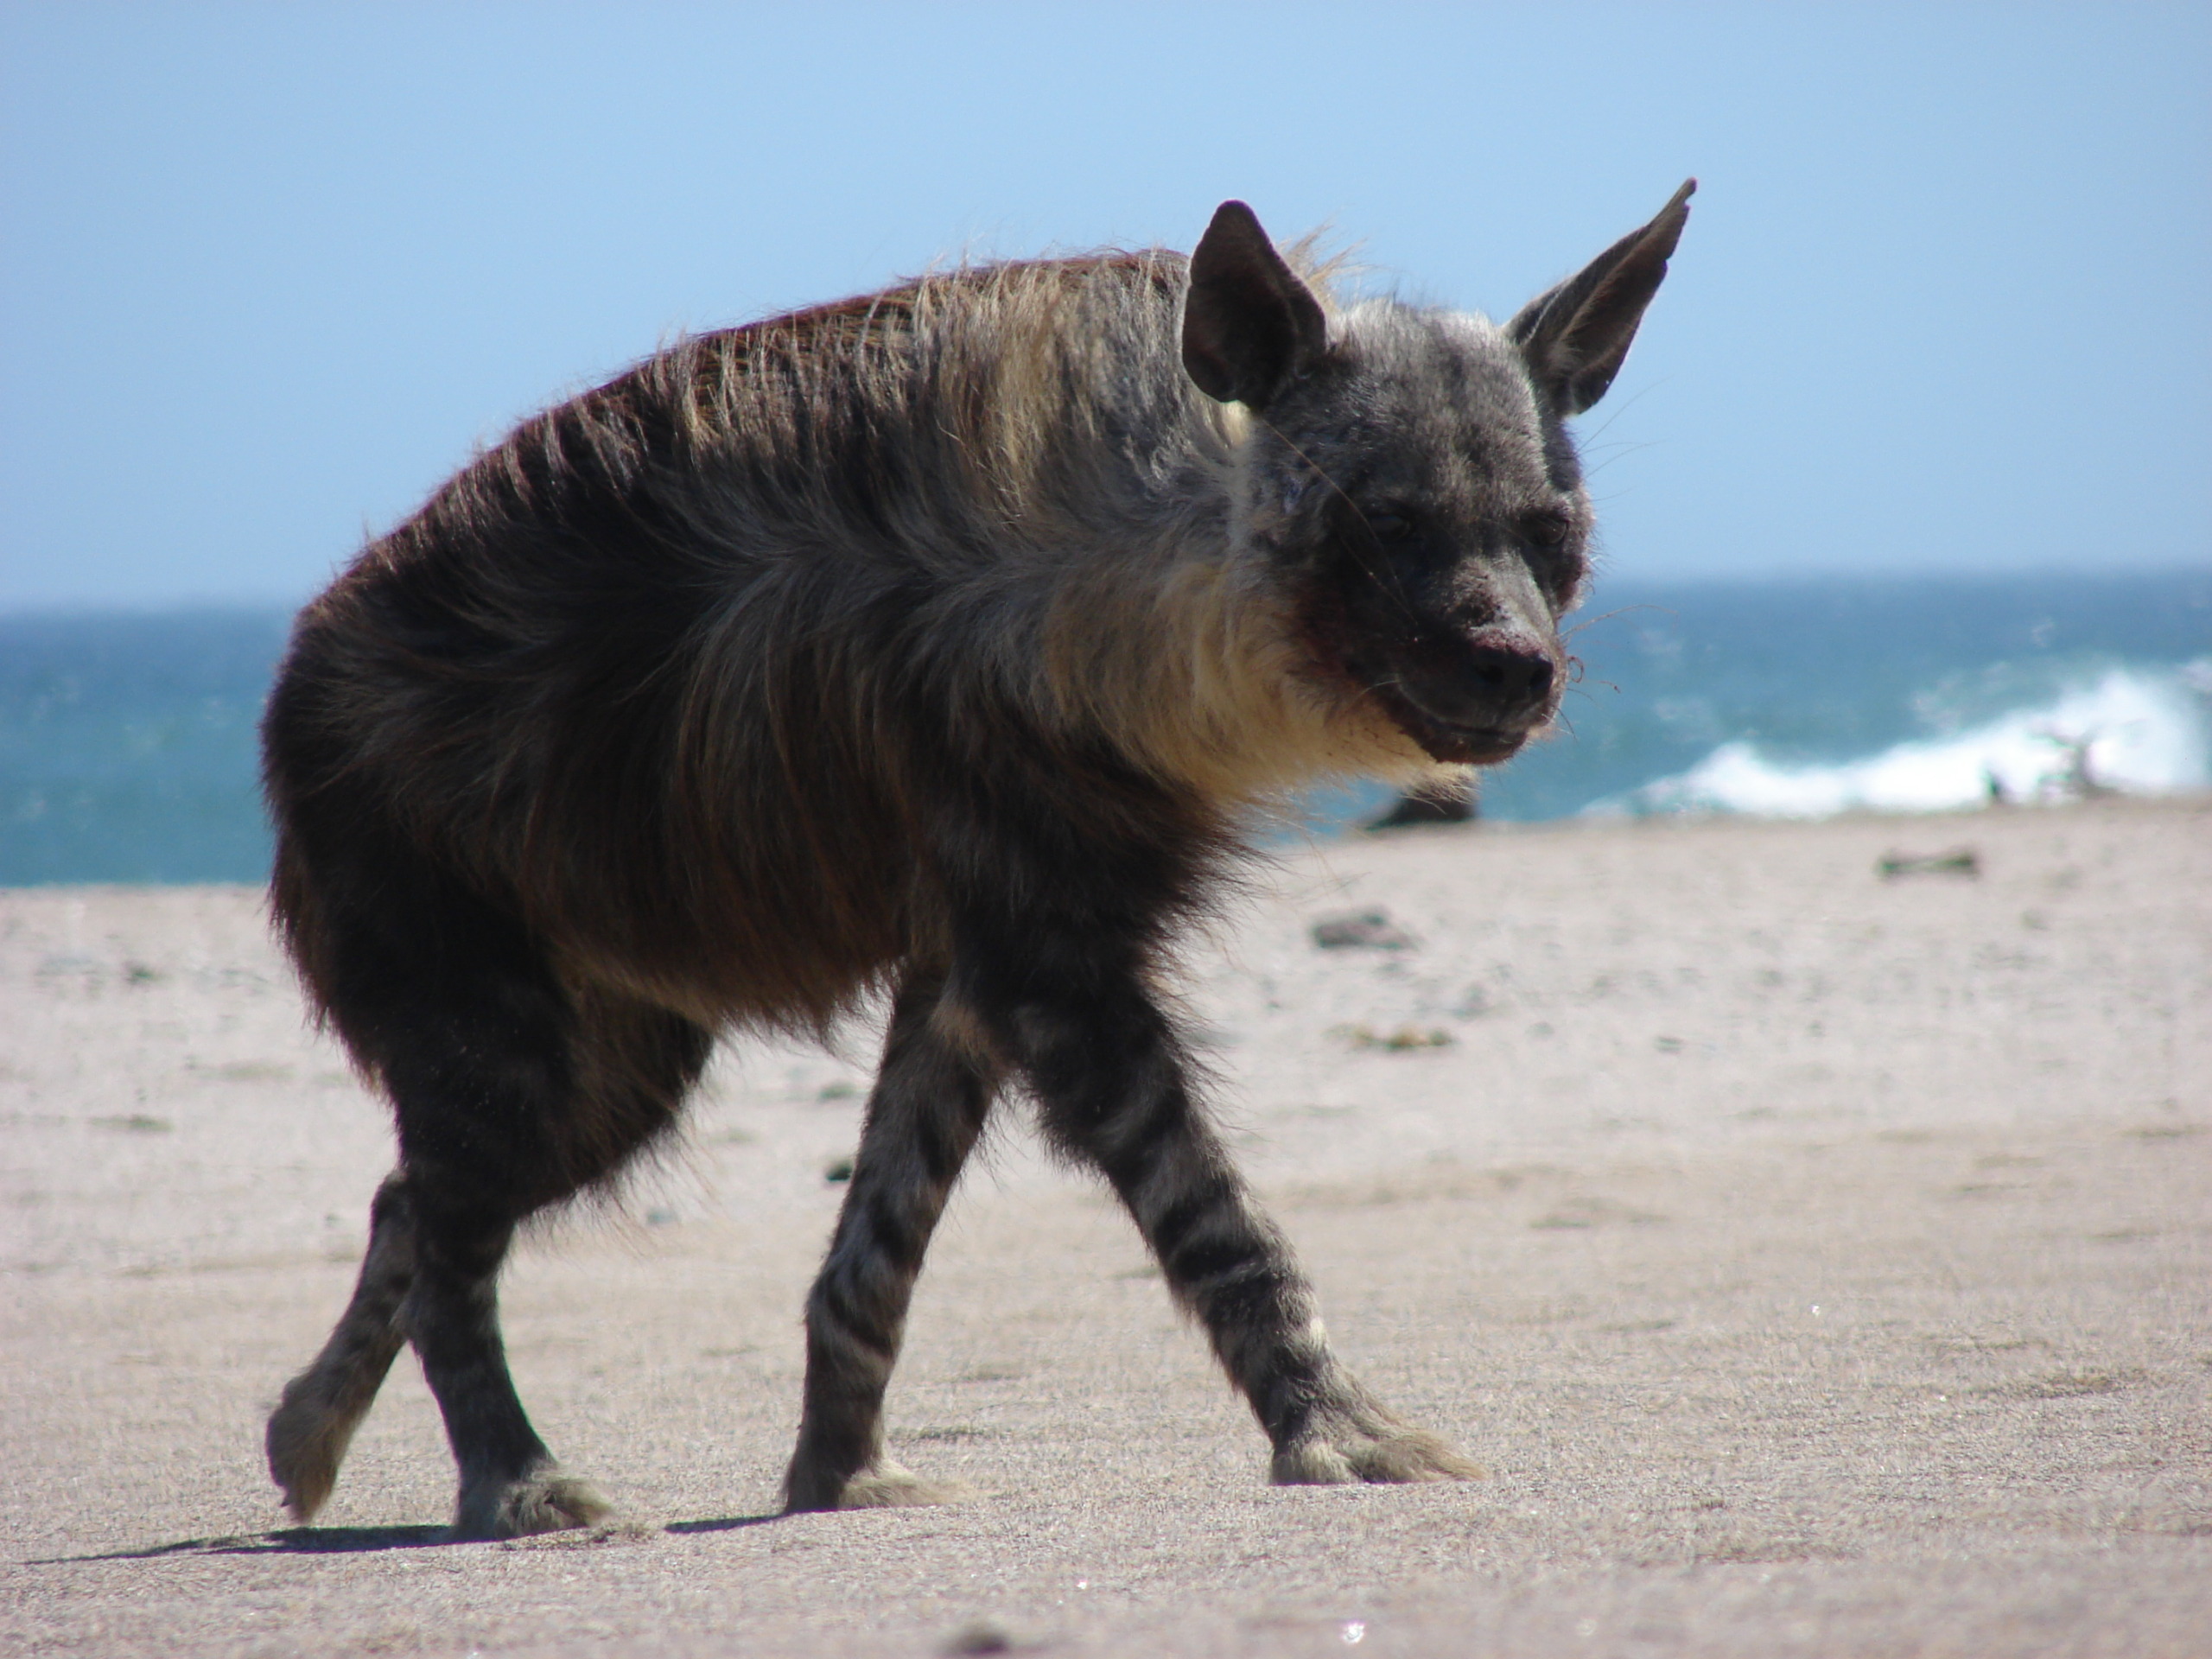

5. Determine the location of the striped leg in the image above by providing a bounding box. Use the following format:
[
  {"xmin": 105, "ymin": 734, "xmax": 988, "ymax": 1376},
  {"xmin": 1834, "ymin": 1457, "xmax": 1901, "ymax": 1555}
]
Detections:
[
  {"xmin": 267, "ymin": 1173, "xmax": 416, "ymax": 1522},
  {"xmin": 783, "ymin": 974, "xmax": 1001, "ymax": 1510},
  {"xmin": 1014, "ymin": 978, "xmax": 1484, "ymax": 1485},
  {"xmin": 406, "ymin": 1197, "xmax": 613, "ymax": 1540}
]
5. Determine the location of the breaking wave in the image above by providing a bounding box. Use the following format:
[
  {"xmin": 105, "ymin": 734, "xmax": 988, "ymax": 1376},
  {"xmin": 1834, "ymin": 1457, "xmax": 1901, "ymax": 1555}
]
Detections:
[{"xmin": 1591, "ymin": 660, "xmax": 2212, "ymax": 819}]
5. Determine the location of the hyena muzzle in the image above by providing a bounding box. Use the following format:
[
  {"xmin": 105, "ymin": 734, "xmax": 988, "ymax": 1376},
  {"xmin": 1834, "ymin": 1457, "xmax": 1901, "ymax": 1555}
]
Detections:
[{"xmin": 262, "ymin": 182, "xmax": 1692, "ymax": 1536}]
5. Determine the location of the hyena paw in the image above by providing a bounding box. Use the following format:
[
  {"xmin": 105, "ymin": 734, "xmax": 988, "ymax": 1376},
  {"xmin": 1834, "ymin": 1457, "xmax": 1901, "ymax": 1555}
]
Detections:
[
  {"xmin": 266, "ymin": 1381, "xmax": 356, "ymax": 1523},
  {"xmin": 785, "ymin": 1457, "xmax": 975, "ymax": 1513},
  {"xmin": 450, "ymin": 1465, "xmax": 614, "ymax": 1540},
  {"xmin": 1272, "ymin": 1410, "xmax": 1486, "ymax": 1486}
]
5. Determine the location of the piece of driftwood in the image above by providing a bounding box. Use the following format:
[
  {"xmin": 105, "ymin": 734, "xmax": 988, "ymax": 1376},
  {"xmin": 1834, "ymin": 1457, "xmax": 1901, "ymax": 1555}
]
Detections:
[
  {"xmin": 1310, "ymin": 909, "xmax": 1419, "ymax": 950},
  {"xmin": 1877, "ymin": 848, "xmax": 1980, "ymax": 880},
  {"xmin": 1364, "ymin": 778, "xmax": 1479, "ymax": 830}
]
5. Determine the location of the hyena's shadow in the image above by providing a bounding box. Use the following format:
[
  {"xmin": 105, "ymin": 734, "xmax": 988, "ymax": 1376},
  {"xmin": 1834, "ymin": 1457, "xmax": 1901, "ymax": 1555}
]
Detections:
[
  {"xmin": 41, "ymin": 1524, "xmax": 448, "ymax": 1560},
  {"xmin": 662, "ymin": 1511, "xmax": 787, "ymax": 1535},
  {"xmin": 45, "ymin": 1512, "xmax": 786, "ymax": 1561}
]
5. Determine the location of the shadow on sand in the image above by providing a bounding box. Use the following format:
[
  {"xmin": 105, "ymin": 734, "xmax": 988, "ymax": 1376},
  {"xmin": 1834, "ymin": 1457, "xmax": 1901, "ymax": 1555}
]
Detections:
[
  {"xmin": 45, "ymin": 1525, "xmax": 449, "ymax": 1561},
  {"xmin": 663, "ymin": 1513, "xmax": 784, "ymax": 1535},
  {"xmin": 41, "ymin": 1511, "xmax": 788, "ymax": 1562}
]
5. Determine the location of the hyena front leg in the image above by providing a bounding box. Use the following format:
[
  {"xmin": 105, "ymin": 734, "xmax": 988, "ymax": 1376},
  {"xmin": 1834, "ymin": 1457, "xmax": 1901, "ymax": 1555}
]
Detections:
[
  {"xmin": 784, "ymin": 973, "xmax": 1001, "ymax": 1511},
  {"xmin": 1009, "ymin": 973, "xmax": 1484, "ymax": 1486}
]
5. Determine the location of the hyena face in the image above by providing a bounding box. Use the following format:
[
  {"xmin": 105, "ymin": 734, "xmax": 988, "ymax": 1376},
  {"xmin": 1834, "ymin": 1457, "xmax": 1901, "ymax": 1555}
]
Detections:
[
  {"xmin": 1185, "ymin": 185, "xmax": 1693, "ymax": 765},
  {"xmin": 1256, "ymin": 310, "xmax": 1587, "ymax": 765}
]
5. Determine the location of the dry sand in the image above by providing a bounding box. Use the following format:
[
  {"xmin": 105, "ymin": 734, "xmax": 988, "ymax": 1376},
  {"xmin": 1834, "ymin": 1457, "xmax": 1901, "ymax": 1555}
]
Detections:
[{"xmin": 3, "ymin": 798, "xmax": 2208, "ymax": 1657}]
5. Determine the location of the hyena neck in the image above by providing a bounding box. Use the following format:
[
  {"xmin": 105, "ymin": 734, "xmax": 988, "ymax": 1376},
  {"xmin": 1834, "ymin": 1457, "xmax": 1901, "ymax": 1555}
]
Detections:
[{"xmin": 1018, "ymin": 288, "xmax": 1444, "ymax": 810}]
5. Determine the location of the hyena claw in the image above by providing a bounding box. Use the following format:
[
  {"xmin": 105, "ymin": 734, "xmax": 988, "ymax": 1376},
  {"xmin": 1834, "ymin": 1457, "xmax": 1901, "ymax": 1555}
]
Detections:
[
  {"xmin": 450, "ymin": 1462, "xmax": 613, "ymax": 1541},
  {"xmin": 266, "ymin": 1174, "xmax": 413, "ymax": 1524},
  {"xmin": 1272, "ymin": 1408, "xmax": 1487, "ymax": 1486},
  {"xmin": 266, "ymin": 1380, "xmax": 353, "ymax": 1524},
  {"xmin": 786, "ymin": 1459, "xmax": 976, "ymax": 1513}
]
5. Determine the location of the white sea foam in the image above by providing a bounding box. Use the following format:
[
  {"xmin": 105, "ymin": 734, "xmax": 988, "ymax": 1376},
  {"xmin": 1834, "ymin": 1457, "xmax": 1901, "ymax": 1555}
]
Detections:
[{"xmin": 1592, "ymin": 661, "xmax": 2212, "ymax": 819}]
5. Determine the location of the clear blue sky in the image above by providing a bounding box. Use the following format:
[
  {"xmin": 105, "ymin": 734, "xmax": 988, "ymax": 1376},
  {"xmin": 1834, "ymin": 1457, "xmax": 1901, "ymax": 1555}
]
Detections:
[{"xmin": 3, "ymin": 1, "xmax": 2207, "ymax": 609}]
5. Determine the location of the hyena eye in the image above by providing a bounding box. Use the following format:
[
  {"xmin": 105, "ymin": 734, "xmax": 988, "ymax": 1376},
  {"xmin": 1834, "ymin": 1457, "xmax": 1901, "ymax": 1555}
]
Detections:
[
  {"xmin": 1520, "ymin": 511, "xmax": 1573, "ymax": 550},
  {"xmin": 1362, "ymin": 509, "xmax": 1418, "ymax": 543}
]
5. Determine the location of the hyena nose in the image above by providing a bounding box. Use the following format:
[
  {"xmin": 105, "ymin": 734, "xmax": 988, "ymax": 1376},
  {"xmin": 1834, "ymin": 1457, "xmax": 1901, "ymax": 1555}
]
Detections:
[{"xmin": 1465, "ymin": 641, "xmax": 1555, "ymax": 716}]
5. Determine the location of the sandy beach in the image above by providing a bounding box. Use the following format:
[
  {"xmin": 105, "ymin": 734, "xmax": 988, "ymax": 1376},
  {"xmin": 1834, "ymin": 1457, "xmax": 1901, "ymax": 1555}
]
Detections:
[{"xmin": 3, "ymin": 797, "xmax": 2207, "ymax": 1657}]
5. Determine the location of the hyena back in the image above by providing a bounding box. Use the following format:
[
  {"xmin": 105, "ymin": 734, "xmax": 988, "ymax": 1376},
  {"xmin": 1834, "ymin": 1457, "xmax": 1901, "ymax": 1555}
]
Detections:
[{"xmin": 263, "ymin": 184, "xmax": 1692, "ymax": 1535}]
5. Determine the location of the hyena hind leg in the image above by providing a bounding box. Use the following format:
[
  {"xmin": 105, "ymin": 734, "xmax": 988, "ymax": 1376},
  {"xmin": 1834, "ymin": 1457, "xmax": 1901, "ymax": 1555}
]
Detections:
[{"xmin": 266, "ymin": 1173, "xmax": 416, "ymax": 1523}]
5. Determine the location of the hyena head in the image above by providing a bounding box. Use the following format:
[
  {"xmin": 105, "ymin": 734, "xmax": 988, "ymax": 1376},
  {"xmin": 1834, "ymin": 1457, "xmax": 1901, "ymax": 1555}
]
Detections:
[{"xmin": 1185, "ymin": 182, "xmax": 1694, "ymax": 766}]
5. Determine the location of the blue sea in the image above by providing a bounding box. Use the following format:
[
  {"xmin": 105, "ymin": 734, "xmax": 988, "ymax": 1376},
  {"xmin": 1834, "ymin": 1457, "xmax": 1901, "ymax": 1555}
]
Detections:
[{"xmin": 3, "ymin": 570, "xmax": 2208, "ymax": 885}]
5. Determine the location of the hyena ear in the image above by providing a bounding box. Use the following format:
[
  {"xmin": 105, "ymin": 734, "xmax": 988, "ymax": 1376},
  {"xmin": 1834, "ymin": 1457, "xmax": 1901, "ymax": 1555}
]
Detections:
[
  {"xmin": 1510, "ymin": 178, "xmax": 1694, "ymax": 416},
  {"xmin": 1182, "ymin": 200, "xmax": 1328, "ymax": 411}
]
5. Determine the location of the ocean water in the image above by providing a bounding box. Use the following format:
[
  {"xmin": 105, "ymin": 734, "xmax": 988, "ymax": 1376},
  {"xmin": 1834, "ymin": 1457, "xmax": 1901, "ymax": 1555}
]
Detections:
[
  {"xmin": 3, "ymin": 570, "xmax": 2207, "ymax": 885},
  {"xmin": 1474, "ymin": 568, "xmax": 2212, "ymax": 823},
  {"xmin": 0, "ymin": 609, "xmax": 292, "ymax": 885}
]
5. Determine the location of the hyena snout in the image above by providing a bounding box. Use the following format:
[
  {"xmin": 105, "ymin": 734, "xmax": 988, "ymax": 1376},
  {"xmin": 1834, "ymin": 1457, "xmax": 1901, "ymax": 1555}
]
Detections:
[{"xmin": 1396, "ymin": 628, "xmax": 1562, "ymax": 742}]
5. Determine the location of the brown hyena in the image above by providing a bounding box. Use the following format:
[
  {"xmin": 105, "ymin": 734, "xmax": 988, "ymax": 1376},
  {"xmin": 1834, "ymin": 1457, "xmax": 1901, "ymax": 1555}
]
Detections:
[{"xmin": 262, "ymin": 183, "xmax": 1693, "ymax": 1536}]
